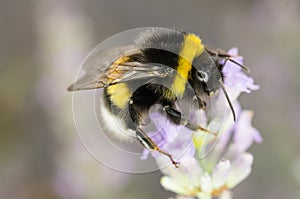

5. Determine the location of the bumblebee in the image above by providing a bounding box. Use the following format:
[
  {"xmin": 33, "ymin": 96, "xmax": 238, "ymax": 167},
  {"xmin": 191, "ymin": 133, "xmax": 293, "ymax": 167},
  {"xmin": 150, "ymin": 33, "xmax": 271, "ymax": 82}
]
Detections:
[{"xmin": 68, "ymin": 28, "xmax": 248, "ymax": 167}]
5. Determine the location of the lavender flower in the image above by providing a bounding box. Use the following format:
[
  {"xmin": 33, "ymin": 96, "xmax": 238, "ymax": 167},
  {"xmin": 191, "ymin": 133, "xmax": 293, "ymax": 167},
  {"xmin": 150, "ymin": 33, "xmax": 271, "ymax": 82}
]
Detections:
[
  {"xmin": 156, "ymin": 109, "xmax": 259, "ymax": 199},
  {"xmin": 222, "ymin": 48, "xmax": 259, "ymax": 101},
  {"xmin": 142, "ymin": 48, "xmax": 261, "ymax": 199}
]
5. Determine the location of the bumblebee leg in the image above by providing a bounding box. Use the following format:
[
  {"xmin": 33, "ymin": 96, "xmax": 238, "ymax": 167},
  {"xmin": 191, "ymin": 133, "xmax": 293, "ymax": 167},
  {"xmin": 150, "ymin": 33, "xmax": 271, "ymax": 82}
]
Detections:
[
  {"xmin": 136, "ymin": 128, "xmax": 179, "ymax": 167},
  {"xmin": 163, "ymin": 105, "xmax": 217, "ymax": 135}
]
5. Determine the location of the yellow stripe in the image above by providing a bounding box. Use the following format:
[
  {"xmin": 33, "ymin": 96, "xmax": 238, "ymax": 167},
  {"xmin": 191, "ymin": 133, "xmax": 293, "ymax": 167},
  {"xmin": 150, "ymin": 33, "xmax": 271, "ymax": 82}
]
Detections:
[
  {"xmin": 107, "ymin": 83, "xmax": 131, "ymax": 108},
  {"xmin": 170, "ymin": 34, "xmax": 204, "ymax": 97},
  {"xmin": 107, "ymin": 56, "xmax": 132, "ymax": 108}
]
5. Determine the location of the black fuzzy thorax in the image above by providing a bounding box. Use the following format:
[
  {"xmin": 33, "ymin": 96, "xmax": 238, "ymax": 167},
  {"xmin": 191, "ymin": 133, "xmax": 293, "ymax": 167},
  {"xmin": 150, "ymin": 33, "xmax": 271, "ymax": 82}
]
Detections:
[
  {"xmin": 104, "ymin": 29, "xmax": 201, "ymax": 130},
  {"xmin": 130, "ymin": 29, "xmax": 185, "ymax": 70}
]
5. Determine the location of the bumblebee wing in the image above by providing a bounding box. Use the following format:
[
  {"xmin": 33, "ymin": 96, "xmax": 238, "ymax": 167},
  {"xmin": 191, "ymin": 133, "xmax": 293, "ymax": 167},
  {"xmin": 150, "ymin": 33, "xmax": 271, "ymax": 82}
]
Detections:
[
  {"xmin": 68, "ymin": 46, "xmax": 175, "ymax": 91},
  {"xmin": 68, "ymin": 45, "xmax": 139, "ymax": 91},
  {"xmin": 108, "ymin": 62, "xmax": 174, "ymax": 85}
]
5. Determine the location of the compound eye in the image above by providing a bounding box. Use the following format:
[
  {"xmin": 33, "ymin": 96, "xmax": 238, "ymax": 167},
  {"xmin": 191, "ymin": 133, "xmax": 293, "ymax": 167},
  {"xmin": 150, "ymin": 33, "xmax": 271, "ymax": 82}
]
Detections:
[{"xmin": 197, "ymin": 71, "xmax": 209, "ymax": 82}]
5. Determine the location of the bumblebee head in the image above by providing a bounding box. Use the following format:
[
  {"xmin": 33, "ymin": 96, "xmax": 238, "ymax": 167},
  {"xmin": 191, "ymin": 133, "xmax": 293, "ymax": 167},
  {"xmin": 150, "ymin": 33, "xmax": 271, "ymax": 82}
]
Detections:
[
  {"xmin": 192, "ymin": 50, "xmax": 223, "ymax": 96},
  {"xmin": 191, "ymin": 50, "xmax": 237, "ymax": 121}
]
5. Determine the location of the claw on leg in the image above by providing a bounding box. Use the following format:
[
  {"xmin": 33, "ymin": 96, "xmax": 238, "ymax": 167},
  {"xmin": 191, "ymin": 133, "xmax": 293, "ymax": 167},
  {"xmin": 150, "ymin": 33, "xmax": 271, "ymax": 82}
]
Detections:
[
  {"xmin": 156, "ymin": 148, "xmax": 180, "ymax": 168},
  {"xmin": 136, "ymin": 128, "xmax": 180, "ymax": 168}
]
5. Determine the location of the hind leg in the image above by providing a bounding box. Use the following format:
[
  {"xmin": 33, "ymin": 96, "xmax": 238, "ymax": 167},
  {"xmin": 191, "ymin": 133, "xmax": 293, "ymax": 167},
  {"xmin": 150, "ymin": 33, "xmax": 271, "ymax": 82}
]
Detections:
[
  {"xmin": 128, "ymin": 91, "xmax": 179, "ymax": 167},
  {"xmin": 135, "ymin": 128, "xmax": 179, "ymax": 167}
]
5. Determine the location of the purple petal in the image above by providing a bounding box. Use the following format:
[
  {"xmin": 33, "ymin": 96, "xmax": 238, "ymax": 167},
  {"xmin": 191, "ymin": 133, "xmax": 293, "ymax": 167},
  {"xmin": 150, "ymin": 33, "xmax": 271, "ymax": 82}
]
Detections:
[
  {"xmin": 233, "ymin": 110, "xmax": 262, "ymax": 152},
  {"xmin": 227, "ymin": 47, "xmax": 239, "ymax": 55},
  {"xmin": 200, "ymin": 102, "xmax": 241, "ymax": 166},
  {"xmin": 214, "ymin": 102, "xmax": 242, "ymax": 151},
  {"xmin": 222, "ymin": 48, "xmax": 259, "ymax": 100}
]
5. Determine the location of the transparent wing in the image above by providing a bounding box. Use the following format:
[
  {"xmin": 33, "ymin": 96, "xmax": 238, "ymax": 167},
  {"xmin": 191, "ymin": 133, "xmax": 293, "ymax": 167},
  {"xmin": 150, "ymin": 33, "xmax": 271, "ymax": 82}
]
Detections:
[
  {"xmin": 68, "ymin": 45, "xmax": 175, "ymax": 91},
  {"xmin": 68, "ymin": 45, "xmax": 137, "ymax": 91}
]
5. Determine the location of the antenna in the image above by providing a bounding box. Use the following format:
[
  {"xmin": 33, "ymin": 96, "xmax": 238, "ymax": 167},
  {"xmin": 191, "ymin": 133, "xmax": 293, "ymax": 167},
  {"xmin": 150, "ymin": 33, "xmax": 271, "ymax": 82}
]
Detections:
[
  {"xmin": 226, "ymin": 58, "xmax": 250, "ymax": 73},
  {"xmin": 219, "ymin": 80, "xmax": 236, "ymax": 122}
]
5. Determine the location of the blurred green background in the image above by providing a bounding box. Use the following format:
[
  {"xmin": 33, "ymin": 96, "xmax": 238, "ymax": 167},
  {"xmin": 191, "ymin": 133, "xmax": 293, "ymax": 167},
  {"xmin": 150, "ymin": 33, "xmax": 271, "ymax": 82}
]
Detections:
[{"xmin": 1, "ymin": 0, "xmax": 300, "ymax": 198}]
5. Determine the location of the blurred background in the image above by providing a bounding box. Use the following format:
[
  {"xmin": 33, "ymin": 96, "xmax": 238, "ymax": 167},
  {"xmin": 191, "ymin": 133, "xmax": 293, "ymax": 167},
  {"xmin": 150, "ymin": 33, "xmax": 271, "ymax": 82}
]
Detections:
[{"xmin": 1, "ymin": 0, "xmax": 300, "ymax": 198}]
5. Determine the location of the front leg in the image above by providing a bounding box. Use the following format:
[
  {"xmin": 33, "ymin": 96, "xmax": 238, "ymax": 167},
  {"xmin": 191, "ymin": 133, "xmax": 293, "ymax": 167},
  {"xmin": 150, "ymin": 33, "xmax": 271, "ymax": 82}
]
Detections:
[{"xmin": 163, "ymin": 105, "xmax": 217, "ymax": 135}]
